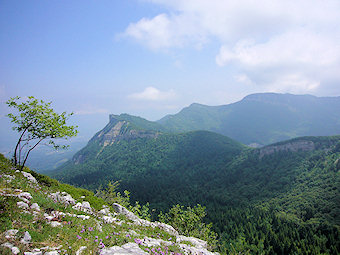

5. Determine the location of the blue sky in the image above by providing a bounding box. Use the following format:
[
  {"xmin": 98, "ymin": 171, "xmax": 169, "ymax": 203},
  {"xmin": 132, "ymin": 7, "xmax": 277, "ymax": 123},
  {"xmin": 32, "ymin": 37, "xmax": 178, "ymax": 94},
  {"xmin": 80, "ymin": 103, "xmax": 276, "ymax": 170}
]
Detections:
[{"xmin": 1, "ymin": 0, "xmax": 340, "ymax": 148}]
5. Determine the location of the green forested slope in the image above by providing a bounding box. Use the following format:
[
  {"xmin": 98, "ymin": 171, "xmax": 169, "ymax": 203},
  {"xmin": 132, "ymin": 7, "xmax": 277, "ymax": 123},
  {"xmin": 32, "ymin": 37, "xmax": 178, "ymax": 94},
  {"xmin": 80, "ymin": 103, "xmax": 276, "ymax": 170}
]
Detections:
[{"xmin": 51, "ymin": 112, "xmax": 340, "ymax": 254}]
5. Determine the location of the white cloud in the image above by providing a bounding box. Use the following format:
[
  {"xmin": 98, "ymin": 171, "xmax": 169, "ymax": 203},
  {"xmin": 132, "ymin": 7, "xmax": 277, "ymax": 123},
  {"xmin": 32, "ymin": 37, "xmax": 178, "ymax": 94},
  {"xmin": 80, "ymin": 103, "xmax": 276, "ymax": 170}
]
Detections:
[
  {"xmin": 122, "ymin": 13, "xmax": 207, "ymax": 50},
  {"xmin": 122, "ymin": 0, "xmax": 340, "ymax": 95},
  {"xmin": 128, "ymin": 87, "xmax": 176, "ymax": 101},
  {"xmin": 216, "ymin": 29, "xmax": 340, "ymax": 68}
]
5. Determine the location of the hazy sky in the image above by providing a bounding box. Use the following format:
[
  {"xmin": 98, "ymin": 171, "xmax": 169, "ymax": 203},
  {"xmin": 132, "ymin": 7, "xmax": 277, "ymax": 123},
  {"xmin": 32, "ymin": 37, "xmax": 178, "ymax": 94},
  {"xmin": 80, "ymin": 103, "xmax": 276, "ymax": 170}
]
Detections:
[{"xmin": 1, "ymin": 0, "xmax": 340, "ymax": 146}]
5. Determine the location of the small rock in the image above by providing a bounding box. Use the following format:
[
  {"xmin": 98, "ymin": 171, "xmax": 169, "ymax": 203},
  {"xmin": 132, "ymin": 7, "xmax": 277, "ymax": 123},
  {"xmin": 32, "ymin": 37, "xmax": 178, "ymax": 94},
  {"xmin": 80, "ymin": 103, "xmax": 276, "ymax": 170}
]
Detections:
[
  {"xmin": 76, "ymin": 214, "xmax": 90, "ymax": 220},
  {"xmin": 99, "ymin": 208, "xmax": 111, "ymax": 215},
  {"xmin": 20, "ymin": 231, "xmax": 32, "ymax": 244},
  {"xmin": 48, "ymin": 192, "xmax": 76, "ymax": 205},
  {"xmin": 30, "ymin": 203, "xmax": 41, "ymax": 211},
  {"xmin": 1, "ymin": 242, "xmax": 20, "ymax": 254},
  {"xmin": 17, "ymin": 201, "xmax": 29, "ymax": 209},
  {"xmin": 44, "ymin": 251, "xmax": 59, "ymax": 255},
  {"xmin": 75, "ymin": 246, "xmax": 87, "ymax": 255},
  {"xmin": 5, "ymin": 229, "xmax": 19, "ymax": 239},
  {"xmin": 18, "ymin": 192, "xmax": 33, "ymax": 200},
  {"xmin": 44, "ymin": 214, "xmax": 55, "ymax": 221},
  {"xmin": 22, "ymin": 171, "xmax": 38, "ymax": 183},
  {"xmin": 100, "ymin": 242, "xmax": 148, "ymax": 255},
  {"xmin": 177, "ymin": 235, "xmax": 207, "ymax": 249},
  {"xmin": 24, "ymin": 251, "xmax": 43, "ymax": 255},
  {"xmin": 80, "ymin": 195, "xmax": 85, "ymax": 199},
  {"xmin": 72, "ymin": 201, "xmax": 92, "ymax": 213},
  {"xmin": 102, "ymin": 215, "xmax": 116, "ymax": 224},
  {"xmin": 49, "ymin": 221, "xmax": 62, "ymax": 227}
]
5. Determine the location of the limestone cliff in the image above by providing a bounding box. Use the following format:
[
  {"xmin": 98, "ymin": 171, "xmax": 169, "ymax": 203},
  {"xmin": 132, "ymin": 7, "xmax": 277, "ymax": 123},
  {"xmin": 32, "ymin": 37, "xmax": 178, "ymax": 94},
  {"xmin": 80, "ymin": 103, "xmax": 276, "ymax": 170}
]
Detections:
[{"xmin": 259, "ymin": 140, "xmax": 315, "ymax": 159}]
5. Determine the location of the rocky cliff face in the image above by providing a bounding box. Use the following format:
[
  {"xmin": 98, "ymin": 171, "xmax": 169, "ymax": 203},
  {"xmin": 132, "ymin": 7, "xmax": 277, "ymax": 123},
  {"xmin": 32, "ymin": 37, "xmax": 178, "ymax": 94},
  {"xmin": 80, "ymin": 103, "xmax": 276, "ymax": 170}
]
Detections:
[
  {"xmin": 259, "ymin": 140, "xmax": 315, "ymax": 159},
  {"xmin": 72, "ymin": 115, "xmax": 161, "ymax": 164},
  {"xmin": 94, "ymin": 120, "xmax": 159, "ymax": 147}
]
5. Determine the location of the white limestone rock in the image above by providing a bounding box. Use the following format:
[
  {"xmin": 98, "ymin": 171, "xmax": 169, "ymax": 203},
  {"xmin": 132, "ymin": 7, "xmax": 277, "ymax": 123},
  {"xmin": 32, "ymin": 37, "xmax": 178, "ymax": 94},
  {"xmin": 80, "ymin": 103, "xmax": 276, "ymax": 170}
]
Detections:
[
  {"xmin": 5, "ymin": 229, "xmax": 19, "ymax": 239},
  {"xmin": 72, "ymin": 201, "xmax": 92, "ymax": 213},
  {"xmin": 77, "ymin": 214, "xmax": 90, "ymax": 220},
  {"xmin": 177, "ymin": 235, "xmax": 208, "ymax": 249},
  {"xmin": 18, "ymin": 192, "xmax": 33, "ymax": 200},
  {"xmin": 3, "ymin": 174, "xmax": 15, "ymax": 183},
  {"xmin": 49, "ymin": 221, "xmax": 62, "ymax": 227},
  {"xmin": 100, "ymin": 242, "xmax": 148, "ymax": 255},
  {"xmin": 44, "ymin": 251, "xmax": 60, "ymax": 255},
  {"xmin": 17, "ymin": 201, "xmax": 29, "ymax": 210},
  {"xmin": 24, "ymin": 251, "xmax": 43, "ymax": 255},
  {"xmin": 102, "ymin": 215, "xmax": 116, "ymax": 224},
  {"xmin": 1, "ymin": 242, "xmax": 20, "ymax": 254},
  {"xmin": 48, "ymin": 192, "xmax": 76, "ymax": 205},
  {"xmin": 22, "ymin": 171, "xmax": 38, "ymax": 183},
  {"xmin": 139, "ymin": 237, "xmax": 172, "ymax": 247},
  {"xmin": 112, "ymin": 203, "xmax": 139, "ymax": 221},
  {"xmin": 75, "ymin": 246, "xmax": 87, "ymax": 255},
  {"xmin": 30, "ymin": 203, "xmax": 40, "ymax": 211},
  {"xmin": 20, "ymin": 231, "xmax": 32, "ymax": 244}
]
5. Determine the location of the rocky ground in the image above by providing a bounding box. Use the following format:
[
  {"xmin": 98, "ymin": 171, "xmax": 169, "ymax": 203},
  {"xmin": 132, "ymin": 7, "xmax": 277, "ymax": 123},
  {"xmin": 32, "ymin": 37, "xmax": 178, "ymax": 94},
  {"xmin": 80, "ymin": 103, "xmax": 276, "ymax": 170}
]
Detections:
[{"xmin": 0, "ymin": 156, "xmax": 219, "ymax": 255}]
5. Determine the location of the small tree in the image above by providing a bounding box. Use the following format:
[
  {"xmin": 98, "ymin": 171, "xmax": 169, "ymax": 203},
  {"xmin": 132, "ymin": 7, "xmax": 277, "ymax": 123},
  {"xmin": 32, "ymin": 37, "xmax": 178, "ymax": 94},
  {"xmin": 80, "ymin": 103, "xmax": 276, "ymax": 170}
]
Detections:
[{"xmin": 6, "ymin": 96, "xmax": 78, "ymax": 170}]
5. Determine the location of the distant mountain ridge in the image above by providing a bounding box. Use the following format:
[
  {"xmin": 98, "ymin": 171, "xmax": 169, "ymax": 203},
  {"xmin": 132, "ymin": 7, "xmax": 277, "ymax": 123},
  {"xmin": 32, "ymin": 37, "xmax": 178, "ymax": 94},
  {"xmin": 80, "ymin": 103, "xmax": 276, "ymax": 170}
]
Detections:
[{"xmin": 158, "ymin": 93, "xmax": 340, "ymax": 145}]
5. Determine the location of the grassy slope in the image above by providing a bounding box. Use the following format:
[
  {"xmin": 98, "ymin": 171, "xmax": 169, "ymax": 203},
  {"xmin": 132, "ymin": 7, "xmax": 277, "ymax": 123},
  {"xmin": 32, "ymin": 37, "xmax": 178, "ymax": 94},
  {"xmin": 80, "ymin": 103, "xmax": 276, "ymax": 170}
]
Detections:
[{"xmin": 0, "ymin": 154, "xmax": 199, "ymax": 255}]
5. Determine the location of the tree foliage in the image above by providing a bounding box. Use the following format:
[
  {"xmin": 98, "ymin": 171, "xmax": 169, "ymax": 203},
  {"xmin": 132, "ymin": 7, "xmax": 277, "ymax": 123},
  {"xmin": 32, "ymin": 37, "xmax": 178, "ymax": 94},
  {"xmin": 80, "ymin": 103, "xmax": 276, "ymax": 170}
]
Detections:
[
  {"xmin": 6, "ymin": 96, "xmax": 78, "ymax": 170},
  {"xmin": 159, "ymin": 204, "xmax": 218, "ymax": 248}
]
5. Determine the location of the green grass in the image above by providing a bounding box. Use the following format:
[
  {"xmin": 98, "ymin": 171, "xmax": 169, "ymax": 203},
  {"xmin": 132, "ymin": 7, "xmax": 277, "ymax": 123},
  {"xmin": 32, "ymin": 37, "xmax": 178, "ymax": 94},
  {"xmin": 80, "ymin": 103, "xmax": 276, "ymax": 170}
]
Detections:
[{"xmin": 0, "ymin": 155, "xmax": 187, "ymax": 254}]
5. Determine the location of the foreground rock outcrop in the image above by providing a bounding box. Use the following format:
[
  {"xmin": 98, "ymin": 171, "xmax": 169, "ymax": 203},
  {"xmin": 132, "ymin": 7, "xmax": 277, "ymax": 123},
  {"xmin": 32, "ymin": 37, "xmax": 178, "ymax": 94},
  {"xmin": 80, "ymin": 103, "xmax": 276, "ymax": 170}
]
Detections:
[{"xmin": 1, "ymin": 158, "xmax": 218, "ymax": 255}]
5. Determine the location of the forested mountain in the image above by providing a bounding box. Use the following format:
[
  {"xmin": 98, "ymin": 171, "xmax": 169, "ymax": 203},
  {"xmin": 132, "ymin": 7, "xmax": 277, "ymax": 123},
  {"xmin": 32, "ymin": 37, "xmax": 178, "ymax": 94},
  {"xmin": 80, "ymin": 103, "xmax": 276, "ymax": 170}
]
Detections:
[
  {"xmin": 51, "ymin": 114, "xmax": 340, "ymax": 254},
  {"xmin": 158, "ymin": 93, "xmax": 340, "ymax": 145}
]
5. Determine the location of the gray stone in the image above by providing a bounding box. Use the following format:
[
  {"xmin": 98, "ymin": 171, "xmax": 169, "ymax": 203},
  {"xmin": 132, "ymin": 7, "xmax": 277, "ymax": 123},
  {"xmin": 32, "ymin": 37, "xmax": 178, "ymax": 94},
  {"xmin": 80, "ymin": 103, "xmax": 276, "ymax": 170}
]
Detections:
[
  {"xmin": 49, "ymin": 221, "xmax": 62, "ymax": 227},
  {"xmin": 44, "ymin": 251, "xmax": 60, "ymax": 255},
  {"xmin": 100, "ymin": 242, "xmax": 148, "ymax": 255},
  {"xmin": 24, "ymin": 251, "xmax": 43, "ymax": 255},
  {"xmin": 22, "ymin": 171, "xmax": 38, "ymax": 183},
  {"xmin": 5, "ymin": 229, "xmax": 19, "ymax": 239},
  {"xmin": 30, "ymin": 203, "xmax": 40, "ymax": 211},
  {"xmin": 1, "ymin": 242, "xmax": 20, "ymax": 254},
  {"xmin": 102, "ymin": 215, "xmax": 116, "ymax": 224},
  {"xmin": 18, "ymin": 192, "xmax": 32, "ymax": 200},
  {"xmin": 76, "ymin": 246, "xmax": 87, "ymax": 255},
  {"xmin": 76, "ymin": 214, "xmax": 90, "ymax": 220},
  {"xmin": 17, "ymin": 201, "xmax": 29, "ymax": 209},
  {"xmin": 112, "ymin": 203, "xmax": 139, "ymax": 221},
  {"xmin": 139, "ymin": 237, "xmax": 172, "ymax": 247},
  {"xmin": 3, "ymin": 174, "xmax": 15, "ymax": 183},
  {"xmin": 20, "ymin": 231, "xmax": 32, "ymax": 244},
  {"xmin": 99, "ymin": 208, "xmax": 111, "ymax": 215},
  {"xmin": 177, "ymin": 235, "xmax": 207, "ymax": 249},
  {"xmin": 48, "ymin": 192, "xmax": 76, "ymax": 205},
  {"xmin": 72, "ymin": 201, "xmax": 92, "ymax": 213}
]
